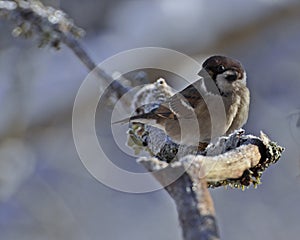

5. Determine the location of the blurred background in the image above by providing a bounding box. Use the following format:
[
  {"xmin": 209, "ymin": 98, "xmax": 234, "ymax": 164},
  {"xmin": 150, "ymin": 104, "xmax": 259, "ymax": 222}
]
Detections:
[{"xmin": 1, "ymin": 0, "xmax": 300, "ymax": 239}]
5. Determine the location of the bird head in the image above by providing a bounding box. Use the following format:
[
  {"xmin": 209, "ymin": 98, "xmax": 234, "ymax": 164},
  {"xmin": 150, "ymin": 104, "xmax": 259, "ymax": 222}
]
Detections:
[{"xmin": 199, "ymin": 55, "xmax": 246, "ymax": 95}]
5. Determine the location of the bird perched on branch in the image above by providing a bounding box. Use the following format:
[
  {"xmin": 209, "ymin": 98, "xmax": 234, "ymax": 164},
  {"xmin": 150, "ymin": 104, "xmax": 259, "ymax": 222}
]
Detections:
[{"xmin": 116, "ymin": 55, "xmax": 250, "ymax": 147}]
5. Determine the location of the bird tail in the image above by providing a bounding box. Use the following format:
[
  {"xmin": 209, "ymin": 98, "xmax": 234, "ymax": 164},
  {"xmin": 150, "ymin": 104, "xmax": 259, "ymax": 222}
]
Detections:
[
  {"xmin": 112, "ymin": 117, "xmax": 132, "ymax": 125},
  {"xmin": 112, "ymin": 111, "xmax": 158, "ymax": 125}
]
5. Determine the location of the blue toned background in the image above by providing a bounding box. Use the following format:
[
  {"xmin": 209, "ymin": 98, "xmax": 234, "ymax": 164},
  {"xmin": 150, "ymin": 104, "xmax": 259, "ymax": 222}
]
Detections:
[{"xmin": 0, "ymin": 0, "xmax": 299, "ymax": 239}]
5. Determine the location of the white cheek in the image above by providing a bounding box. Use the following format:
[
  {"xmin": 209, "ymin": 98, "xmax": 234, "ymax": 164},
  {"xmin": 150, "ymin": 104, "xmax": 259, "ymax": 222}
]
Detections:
[
  {"xmin": 240, "ymin": 71, "xmax": 247, "ymax": 85},
  {"xmin": 216, "ymin": 70, "xmax": 247, "ymax": 92},
  {"xmin": 216, "ymin": 74, "xmax": 231, "ymax": 90}
]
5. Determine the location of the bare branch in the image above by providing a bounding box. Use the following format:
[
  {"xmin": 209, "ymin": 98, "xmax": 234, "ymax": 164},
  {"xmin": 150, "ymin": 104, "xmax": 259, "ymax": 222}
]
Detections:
[
  {"xmin": 0, "ymin": 0, "xmax": 130, "ymax": 97},
  {"xmin": 139, "ymin": 157, "xmax": 219, "ymax": 240},
  {"xmin": 137, "ymin": 127, "xmax": 283, "ymax": 188},
  {"xmin": 61, "ymin": 35, "xmax": 130, "ymax": 98},
  {"xmin": 138, "ymin": 131, "xmax": 283, "ymax": 240}
]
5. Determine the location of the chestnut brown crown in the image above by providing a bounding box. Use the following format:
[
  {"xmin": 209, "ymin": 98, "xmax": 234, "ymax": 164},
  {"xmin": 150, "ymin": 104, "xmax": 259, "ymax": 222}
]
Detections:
[{"xmin": 201, "ymin": 55, "xmax": 245, "ymax": 81}]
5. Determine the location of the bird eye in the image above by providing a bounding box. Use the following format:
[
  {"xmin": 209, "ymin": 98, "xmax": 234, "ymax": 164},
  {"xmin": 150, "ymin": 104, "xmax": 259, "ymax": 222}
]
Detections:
[
  {"xmin": 217, "ymin": 65, "xmax": 225, "ymax": 72},
  {"xmin": 157, "ymin": 79, "xmax": 165, "ymax": 85}
]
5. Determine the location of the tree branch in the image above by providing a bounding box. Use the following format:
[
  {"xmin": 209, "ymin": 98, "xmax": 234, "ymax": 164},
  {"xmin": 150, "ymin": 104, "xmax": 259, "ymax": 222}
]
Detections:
[
  {"xmin": 0, "ymin": 0, "xmax": 130, "ymax": 98},
  {"xmin": 138, "ymin": 131, "xmax": 283, "ymax": 240},
  {"xmin": 126, "ymin": 79, "xmax": 284, "ymax": 240},
  {"xmin": 61, "ymin": 34, "xmax": 130, "ymax": 98},
  {"xmin": 140, "ymin": 156, "xmax": 219, "ymax": 240}
]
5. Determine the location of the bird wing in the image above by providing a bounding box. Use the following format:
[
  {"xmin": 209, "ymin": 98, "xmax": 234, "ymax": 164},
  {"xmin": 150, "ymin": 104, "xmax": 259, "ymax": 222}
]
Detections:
[
  {"xmin": 116, "ymin": 79, "xmax": 207, "ymax": 123},
  {"xmin": 166, "ymin": 80, "xmax": 206, "ymax": 119}
]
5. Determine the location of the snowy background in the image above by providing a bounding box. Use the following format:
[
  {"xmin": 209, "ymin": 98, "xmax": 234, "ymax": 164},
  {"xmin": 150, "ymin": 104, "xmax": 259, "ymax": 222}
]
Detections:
[{"xmin": 0, "ymin": 0, "xmax": 300, "ymax": 239}]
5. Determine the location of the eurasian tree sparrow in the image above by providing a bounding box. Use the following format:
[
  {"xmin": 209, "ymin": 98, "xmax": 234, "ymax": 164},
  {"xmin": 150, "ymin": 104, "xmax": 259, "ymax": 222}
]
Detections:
[{"xmin": 118, "ymin": 56, "xmax": 250, "ymax": 146}]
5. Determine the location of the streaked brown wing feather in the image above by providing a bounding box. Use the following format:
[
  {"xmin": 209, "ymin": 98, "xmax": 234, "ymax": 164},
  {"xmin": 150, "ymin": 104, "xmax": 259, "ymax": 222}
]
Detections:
[
  {"xmin": 167, "ymin": 81, "xmax": 205, "ymax": 118},
  {"xmin": 152, "ymin": 104, "xmax": 177, "ymax": 120}
]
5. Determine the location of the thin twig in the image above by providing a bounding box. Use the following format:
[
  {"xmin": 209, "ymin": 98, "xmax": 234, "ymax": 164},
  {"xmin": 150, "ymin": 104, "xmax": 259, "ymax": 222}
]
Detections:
[
  {"xmin": 0, "ymin": 0, "xmax": 130, "ymax": 97},
  {"xmin": 61, "ymin": 34, "xmax": 130, "ymax": 97}
]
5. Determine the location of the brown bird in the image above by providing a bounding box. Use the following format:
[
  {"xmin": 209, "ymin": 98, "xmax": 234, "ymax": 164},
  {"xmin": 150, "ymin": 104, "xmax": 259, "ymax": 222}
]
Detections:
[{"xmin": 119, "ymin": 55, "xmax": 250, "ymax": 146}]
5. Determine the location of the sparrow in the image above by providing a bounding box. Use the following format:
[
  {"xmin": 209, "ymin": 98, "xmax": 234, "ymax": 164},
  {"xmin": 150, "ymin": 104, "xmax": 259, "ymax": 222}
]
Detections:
[{"xmin": 117, "ymin": 55, "xmax": 250, "ymax": 146}]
